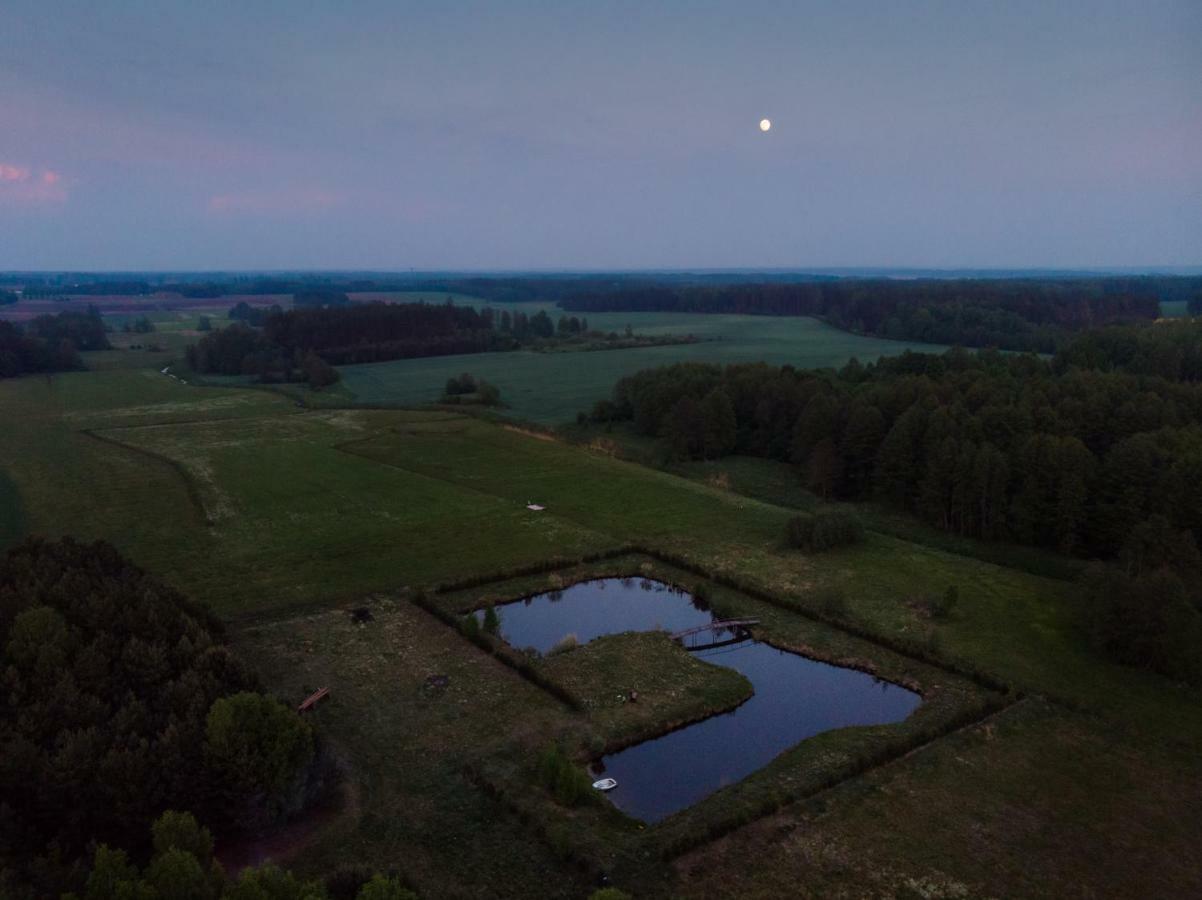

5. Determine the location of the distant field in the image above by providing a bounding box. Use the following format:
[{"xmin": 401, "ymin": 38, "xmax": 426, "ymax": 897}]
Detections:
[
  {"xmin": 1160, "ymin": 299, "xmax": 1190, "ymax": 318},
  {"xmin": 336, "ymin": 309, "xmax": 949, "ymax": 423}
]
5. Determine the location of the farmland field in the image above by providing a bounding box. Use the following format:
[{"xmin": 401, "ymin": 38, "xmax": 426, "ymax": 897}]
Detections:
[{"xmin": 333, "ymin": 309, "xmax": 949, "ymax": 423}]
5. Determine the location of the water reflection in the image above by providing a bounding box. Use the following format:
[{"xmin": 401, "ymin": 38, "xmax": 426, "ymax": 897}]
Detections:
[{"xmin": 482, "ymin": 577, "xmax": 922, "ymax": 822}]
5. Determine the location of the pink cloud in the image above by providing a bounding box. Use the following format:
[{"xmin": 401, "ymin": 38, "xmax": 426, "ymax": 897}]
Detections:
[
  {"xmin": 0, "ymin": 163, "xmax": 32, "ymax": 182},
  {"xmin": 207, "ymin": 187, "xmax": 343, "ymax": 215},
  {"xmin": 0, "ymin": 161, "xmax": 68, "ymax": 205}
]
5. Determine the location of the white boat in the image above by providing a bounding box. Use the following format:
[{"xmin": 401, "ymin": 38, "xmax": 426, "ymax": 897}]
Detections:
[{"xmin": 591, "ymin": 777, "xmax": 618, "ymax": 792}]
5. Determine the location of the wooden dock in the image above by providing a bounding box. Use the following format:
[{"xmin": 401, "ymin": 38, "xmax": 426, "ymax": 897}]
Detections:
[{"xmin": 669, "ymin": 619, "xmax": 760, "ymax": 642}]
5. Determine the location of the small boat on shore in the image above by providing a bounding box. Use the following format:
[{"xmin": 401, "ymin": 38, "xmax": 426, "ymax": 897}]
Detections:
[{"xmin": 592, "ymin": 777, "xmax": 618, "ymax": 792}]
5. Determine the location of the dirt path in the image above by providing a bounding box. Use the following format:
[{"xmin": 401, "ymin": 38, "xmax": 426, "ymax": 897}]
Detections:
[{"xmin": 214, "ymin": 778, "xmax": 360, "ymax": 875}]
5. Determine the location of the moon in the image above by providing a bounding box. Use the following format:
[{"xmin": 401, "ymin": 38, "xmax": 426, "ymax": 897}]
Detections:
[{"xmin": 759, "ymin": 118, "xmax": 772, "ymax": 132}]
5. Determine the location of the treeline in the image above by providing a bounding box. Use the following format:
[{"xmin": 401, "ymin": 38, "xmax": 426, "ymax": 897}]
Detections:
[
  {"xmin": 263, "ymin": 302, "xmax": 511, "ymax": 364},
  {"xmin": 559, "ymin": 278, "xmax": 1187, "ymax": 352},
  {"xmin": 188, "ymin": 301, "xmax": 599, "ymax": 382},
  {"xmin": 598, "ymin": 349, "xmax": 1202, "ymax": 558},
  {"xmin": 69, "ymin": 811, "xmax": 416, "ymax": 900},
  {"xmin": 591, "ymin": 334, "xmax": 1202, "ymax": 681},
  {"xmin": 1053, "ymin": 319, "xmax": 1202, "ymax": 381},
  {"xmin": 0, "ymin": 309, "xmax": 110, "ymax": 378},
  {"xmin": 0, "ymin": 538, "xmax": 333, "ymax": 896}
]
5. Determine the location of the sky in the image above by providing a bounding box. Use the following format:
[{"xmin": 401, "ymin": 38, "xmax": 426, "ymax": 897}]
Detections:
[{"xmin": 1, "ymin": 0, "xmax": 1199, "ymax": 270}]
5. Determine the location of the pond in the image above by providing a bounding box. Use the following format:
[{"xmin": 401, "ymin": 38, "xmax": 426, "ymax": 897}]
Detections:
[{"xmin": 482, "ymin": 577, "xmax": 922, "ymax": 823}]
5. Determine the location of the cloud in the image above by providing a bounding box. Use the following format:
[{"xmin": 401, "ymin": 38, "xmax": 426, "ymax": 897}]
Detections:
[
  {"xmin": 0, "ymin": 161, "xmax": 67, "ymax": 204},
  {"xmin": 0, "ymin": 163, "xmax": 32, "ymax": 182},
  {"xmin": 207, "ymin": 187, "xmax": 343, "ymax": 215}
]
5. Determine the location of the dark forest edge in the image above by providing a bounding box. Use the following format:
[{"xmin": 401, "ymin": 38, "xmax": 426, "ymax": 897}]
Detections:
[
  {"xmin": 0, "ymin": 538, "xmax": 410, "ymax": 899},
  {"xmin": 6, "ymin": 273, "xmax": 1200, "ymax": 359},
  {"xmin": 0, "ymin": 308, "xmax": 109, "ymax": 378},
  {"xmin": 582, "ymin": 319, "xmax": 1202, "ymax": 684},
  {"xmin": 186, "ymin": 300, "xmax": 695, "ymax": 386},
  {"xmin": 559, "ymin": 278, "xmax": 1202, "ymax": 353}
]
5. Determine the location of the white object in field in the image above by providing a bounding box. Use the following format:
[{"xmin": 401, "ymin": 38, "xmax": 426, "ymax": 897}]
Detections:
[
  {"xmin": 759, "ymin": 118, "xmax": 771, "ymax": 132},
  {"xmin": 592, "ymin": 778, "xmax": 617, "ymax": 791},
  {"xmin": 526, "ymin": 503, "xmax": 545, "ymax": 511}
]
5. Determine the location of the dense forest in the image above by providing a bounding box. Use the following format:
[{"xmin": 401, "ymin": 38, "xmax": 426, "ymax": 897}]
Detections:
[
  {"xmin": 1053, "ymin": 319, "xmax": 1202, "ymax": 381},
  {"xmin": 188, "ymin": 301, "xmax": 601, "ymax": 382},
  {"xmin": 590, "ymin": 321, "xmax": 1202, "ymax": 682},
  {"xmin": 558, "ymin": 278, "xmax": 1188, "ymax": 352},
  {"xmin": 0, "ymin": 309, "xmax": 110, "ymax": 378},
  {"xmin": 0, "ymin": 539, "xmax": 331, "ymax": 897}
]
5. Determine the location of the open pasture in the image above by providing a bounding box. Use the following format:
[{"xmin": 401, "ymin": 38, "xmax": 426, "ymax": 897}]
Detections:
[
  {"xmin": 334, "ymin": 312, "xmax": 949, "ymax": 423},
  {"xmin": 234, "ymin": 556, "xmax": 995, "ymax": 898},
  {"xmin": 2, "ymin": 343, "xmax": 1200, "ymax": 897}
]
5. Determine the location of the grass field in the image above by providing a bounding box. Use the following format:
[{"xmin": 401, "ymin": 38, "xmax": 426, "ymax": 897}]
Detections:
[
  {"xmin": 3, "ymin": 327, "xmax": 1201, "ymax": 897},
  {"xmin": 334, "ymin": 310, "xmax": 949, "ymax": 423},
  {"xmin": 234, "ymin": 556, "xmax": 996, "ymax": 898}
]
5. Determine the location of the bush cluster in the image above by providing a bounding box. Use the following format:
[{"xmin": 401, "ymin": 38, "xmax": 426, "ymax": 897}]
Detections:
[
  {"xmin": 786, "ymin": 509, "xmax": 865, "ymax": 551},
  {"xmin": 71, "ymin": 811, "xmax": 415, "ymax": 900},
  {"xmin": 536, "ymin": 743, "xmax": 595, "ymax": 807}
]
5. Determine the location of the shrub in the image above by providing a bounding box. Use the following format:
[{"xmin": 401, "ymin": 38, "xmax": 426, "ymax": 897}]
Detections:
[
  {"xmin": 205, "ymin": 692, "xmax": 315, "ymax": 821},
  {"xmin": 482, "ymin": 604, "xmax": 500, "ymax": 635},
  {"xmin": 815, "ymin": 586, "xmax": 849, "ymax": 621},
  {"xmin": 536, "ymin": 742, "xmax": 593, "ymax": 807},
  {"xmin": 787, "ymin": 509, "xmax": 865, "ymax": 551},
  {"xmin": 462, "ymin": 612, "xmax": 481, "ymax": 638},
  {"xmin": 356, "ymin": 873, "xmax": 418, "ymax": 900},
  {"xmin": 548, "ymin": 632, "xmax": 579, "ymax": 656},
  {"xmin": 938, "ymin": 585, "xmax": 959, "ymax": 618},
  {"xmin": 444, "ymin": 372, "xmax": 477, "ymax": 395},
  {"xmin": 1086, "ymin": 563, "xmax": 1202, "ymax": 684}
]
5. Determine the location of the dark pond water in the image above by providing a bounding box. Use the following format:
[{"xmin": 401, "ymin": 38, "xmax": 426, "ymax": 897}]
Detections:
[{"xmin": 484, "ymin": 577, "xmax": 922, "ymax": 823}]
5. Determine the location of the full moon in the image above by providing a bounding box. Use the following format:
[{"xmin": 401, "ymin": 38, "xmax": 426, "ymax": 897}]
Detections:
[{"xmin": 759, "ymin": 118, "xmax": 772, "ymax": 132}]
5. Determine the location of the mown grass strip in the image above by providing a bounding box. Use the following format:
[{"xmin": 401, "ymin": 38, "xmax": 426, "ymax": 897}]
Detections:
[{"xmin": 79, "ymin": 427, "xmax": 212, "ymax": 526}]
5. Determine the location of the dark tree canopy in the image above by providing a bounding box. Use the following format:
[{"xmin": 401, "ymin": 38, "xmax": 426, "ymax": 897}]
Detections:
[
  {"xmin": 559, "ymin": 278, "xmax": 1175, "ymax": 352},
  {"xmin": 0, "ymin": 308, "xmax": 109, "ymax": 379},
  {"xmin": 596, "ymin": 340, "xmax": 1202, "ymax": 566},
  {"xmin": 0, "ymin": 538, "xmax": 320, "ymax": 891}
]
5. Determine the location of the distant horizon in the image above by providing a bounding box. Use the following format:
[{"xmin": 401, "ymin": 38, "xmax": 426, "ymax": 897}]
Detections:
[{"xmin": 4, "ymin": 265, "xmax": 1202, "ymax": 279}]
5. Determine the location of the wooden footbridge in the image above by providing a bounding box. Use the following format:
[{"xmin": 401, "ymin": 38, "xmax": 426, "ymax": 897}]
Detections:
[{"xmin": 670, "ymin": 618, "xmax": 759, "ymax": 651}]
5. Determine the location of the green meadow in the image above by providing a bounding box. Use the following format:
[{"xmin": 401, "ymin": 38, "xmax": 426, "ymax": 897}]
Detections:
[
  {"xmin": 2, "ymin": 319, "xmax": 1200, "ymax": 898},
  {"xmin": 334, "ymin": 307, "xmax": 949, "ymax": 423}
]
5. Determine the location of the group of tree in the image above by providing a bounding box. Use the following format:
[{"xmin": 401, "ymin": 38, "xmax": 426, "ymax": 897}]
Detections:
[
  {"xmin": 0, "ymin": 538, "xmax": 333, "ymax": 896},
  {"xmin": 60, "ymin": 810, "xmax": 416, "ymax": 900},
  {"xmin": 190, "ymin": 301, "xmax": 604, "ymax": 386},
  {"xmin": 122, "ymin": 316, "xmax": 156, "ymax": 334},
  {"xmin": 0, "ymin": 289, "xmax": 17, "ymax": 305},
  {"xmin": 228, "ymin": 301, "xmax": 282, "ymax": 326},
  {"xmin": 185, "ymin": 325, "xmax": 340, "ymax": 389},
  {"xmin": 441, "ymin": 373, "xmax": 501, "ymax": 406},
  {"xmin": 559, "ymin": 277, "xmax": 1191, "ymax": 352},
  {"xmin": 293, "ymin": 290, "xmax": 350, "ymax": 309},
  {"xmin": 590, "ymin": 326, "xmax": 1202, "ymax": 682},
  {"xmin": 0, "ymin": 308, "xmax": 110, "ymax": 378},
  {"xmin": 1052, "ymin": 318, "xmax": 1202, "ymax": 381}
]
